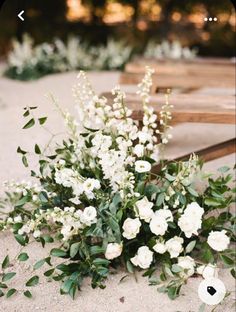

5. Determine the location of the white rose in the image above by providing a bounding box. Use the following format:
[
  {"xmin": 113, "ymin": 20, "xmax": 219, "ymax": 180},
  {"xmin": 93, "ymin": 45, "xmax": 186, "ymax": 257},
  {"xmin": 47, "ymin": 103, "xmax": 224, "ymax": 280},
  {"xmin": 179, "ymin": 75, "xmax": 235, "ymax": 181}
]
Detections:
[
  {"xmin": 135, "ymin": 160, "xmax": 151, "ymax": 173},
  {"xmin": 177, "ymin": 256, "xmax": 195, "ymax": 278},
  {"xmin": 133, "ymin": 144, "xmax": 145, "ymax": 157},
  {"xmin": 122, "ymin": 218, "xmax": 141, "ymax": 240},
  {"xmin": 135, "ymin": 197, "xmax": 154, "ymax": 222},
  {"xmin": 149, "ymin": 215, "xmax": 168, "ymax": 236},
  {"xmin": 166, "ymin": 236, "xmax": 184, "ymax": 258},
  {"xmin": 197, "ymin": 264, "xmax": 218, "ymax": 279},
  {"xmin": 131, "ymin": 246, "xmax": 153, "ymax": 269},
  {"xmin": 178, "ymin": 202, "xmax": 204, "ymax": 238},
  {"xmin": 105, "ymin": 243, "xmax": 123, "ymax": 260},
  {"xmin": 207, "ymin": 230, "xmax": 230, "ymax": 251},
  {"xmin": 81, "ymin": 206, "xmax": 97, "ymax": 226},
  {"xmin": 153, "ymin": 241, "xmax": 167, "ymax": 254},
  {"xmin": 155, "ymin": 209, "xmax": 173, "ymax": 222}
]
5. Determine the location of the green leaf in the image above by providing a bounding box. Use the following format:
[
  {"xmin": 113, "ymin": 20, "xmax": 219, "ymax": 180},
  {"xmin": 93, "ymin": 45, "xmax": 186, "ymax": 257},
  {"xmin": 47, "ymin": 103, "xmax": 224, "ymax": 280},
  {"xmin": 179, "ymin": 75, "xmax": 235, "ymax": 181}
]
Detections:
[
  {"xmin": 217, "ymin": 166, "xmax": 230, "ymax": 173},
  {"xmin": 33, "ymin": 259, "xmax": 46, "ymax": 270},
  {"xmin": 70, "ymin": 242, "xmax": 80, "ymax": 258},
  {"xmin": 15, "ymin": 196, "xmax": 29, "ymax": 207},
  {"xmin": 24, "ymin": 290, "xmax": 32, "ymax": 298},
  {"xmin": 23, "ymin": 110, "xmax": 30, "ymax": 117},
  {"xmin": 0, "ymin": 283, "xmax": 8, "ymax": 289},
  {"xmin": 220, "ymin": 254, "xmax": 234, "ymax": 266},
  {"xmin": 60, "ymin": 279, "xmax": 74, "ymax": 294},
  {"xmin": 167, "ymin": 286, "xmax": 179, "ymax": 300},
  {"xmin": 204, "ymin": 198, "xmax": 221, "ymax": 207},
  {"xmin": 14, "ymin": 234, "xmax": 26, "ymax": 246},
  {"xmin": 90, "ymin": 246, "xmax": 105, "ymax": 256},
  {"xmin": 126, "ymin": 260, "xmax": 134, "ymax": 273},
  {"xmin": 165, "ymin": 173, "xmax": 176, "ymax": 182},
  {"xmin": 230, "ymin": 268, "xmax": 236, "ymax": 279},
  {"xmin": 17, "ymin": 146, "xmax": 27, "ymax": 155},
  {"xmin": 50, "ymin": 248, "xmax": 67, "ymax": 258},
  {"xmin": 156, "ymin": 193, "xmax": 165, "ymax": 206},
  {"xmin": 23, "ymin": 118, "xmax": 35, "ymax": 129},
  {"xmin": 44, "ymin": 269, "xmax": 54, "ymax": 277},
  {"xmin": 2, "ymin": 255, "xmax": 10, "ymax": 269},
  {"xmin": 171, "ymin": 264, "xmax": 183, "ymax": 273},
  {"xmin": 185, "ymin": 240, "xmax": 196, "ymax": 253},
  {"xmin": 2, "ymin": 272, "xmax": 16, "ymax": 282},
  {"xmin": 6, "ymin": 288, "xmax": 17, "ymax": 298},
  {"xmin": 198, "ymin": 303, "xmax": 206, "ymax": 312},
  {"xmin": 38, "ymin": 117, "xmax": 47, "ymax": 125},
  {"xmin": 26, "ymin": 275, "xmax": 39, "ymax": 287},
  {"xmin": 22, "ymin": 155, "xmax": 28, "ymax": 167},
  {"xmin": 187, "ymin": 187, "xmax": 198, "ymax": 197},
  {"xmin": 93, "ymin": 258, "xmax": 110, "ymax": 266},
  {"xmin": 0, "ymin": 289, "xmax": 4, "ymax": 297},
  {"xmin": 34, "ymin": 144, "xmax": 41, "ymax": 154},
  {"xmin": 18, "ymin": 253, "xmax": 29, "ymax": 262},
  {"xmin": 38, "ymin": 191, "xmax": 48, "ymax": 203}
]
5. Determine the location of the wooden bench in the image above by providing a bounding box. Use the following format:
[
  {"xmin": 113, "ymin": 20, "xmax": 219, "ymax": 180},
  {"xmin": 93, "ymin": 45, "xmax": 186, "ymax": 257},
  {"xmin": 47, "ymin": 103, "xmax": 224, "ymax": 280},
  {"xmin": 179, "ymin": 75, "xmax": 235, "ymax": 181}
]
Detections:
[
  {"xmin": 101, "ymin": 92, "xmax": 236, "ymax": 164},
  {"xmin": 120, "ymin": 58, "xmax": 235, "ymax": 93}
]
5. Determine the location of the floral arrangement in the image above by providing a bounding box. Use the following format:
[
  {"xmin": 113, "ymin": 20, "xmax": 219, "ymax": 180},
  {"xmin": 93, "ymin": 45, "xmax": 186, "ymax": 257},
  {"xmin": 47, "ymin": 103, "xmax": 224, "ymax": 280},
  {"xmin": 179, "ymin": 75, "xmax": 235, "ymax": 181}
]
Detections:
[
  {"xmin": 144, "ymin": 40, "xmax": 197, "ymax": 60},
  {"xmin": 4, "ymin": 35, "xmax": 133, "ymax": 80},
  {"xmin": 0, "ymin": 68, "xmax": 235, "ymax": 302}
]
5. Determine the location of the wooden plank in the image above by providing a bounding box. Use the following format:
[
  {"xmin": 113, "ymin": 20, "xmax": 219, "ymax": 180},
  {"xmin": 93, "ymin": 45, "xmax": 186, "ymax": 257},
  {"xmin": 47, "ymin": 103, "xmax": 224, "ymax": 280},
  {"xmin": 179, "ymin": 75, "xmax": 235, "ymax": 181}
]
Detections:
[
  {"xmin": 101, "ymin": 92, "xmax": 236, "ymax": 124},
  {"xmin": 151, "ymin": 138, "xmax": 236, "ymax": 175},
  {"xmin": 120, "ymin": 72, "xmax": 235, "ymax": 90}
]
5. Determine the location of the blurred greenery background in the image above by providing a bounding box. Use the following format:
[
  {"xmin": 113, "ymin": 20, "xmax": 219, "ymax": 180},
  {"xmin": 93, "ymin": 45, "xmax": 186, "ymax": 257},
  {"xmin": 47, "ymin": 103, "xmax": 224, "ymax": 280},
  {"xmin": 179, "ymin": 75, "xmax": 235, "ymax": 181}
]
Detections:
[{"xmin": 0, "ymin": 0, "xmax": 235, "ymax": 57}]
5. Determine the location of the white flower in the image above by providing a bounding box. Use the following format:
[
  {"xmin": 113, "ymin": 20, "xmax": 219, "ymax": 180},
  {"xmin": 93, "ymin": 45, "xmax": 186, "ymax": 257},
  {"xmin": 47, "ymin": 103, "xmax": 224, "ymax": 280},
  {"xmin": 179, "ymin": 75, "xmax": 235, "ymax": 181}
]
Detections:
[
  {"xmin": 122, "ymin": 218, "xmax": 141, "ymax": 240},
  {"xmin": 177, "ymin": 256, "xmax": 195, "ymax": 278},
  {"xmin": 81, "ymin": 206, "xmax": 97, "ymax": 226},
  {"xmin": 153, "ymin": 241, "xmax": 167, "ymax": 254},
  {"xmin": 83, "ymin": 178, "xmax": 101, "ymax": 199},
  {"xmin": 131, "ymin": 246, "xmax": 153, "ymax": 269},
  {"xmin": 135, "ymin": 160, "xmax": 151, "ymax": 173},
  {"xmin": 178, "ymin": 202, "xmax": 204, "ymax": 238},
  {"xmin": 135, "ymin": 197, "xmax": 154, "ymax": 222},
  {"xmin": 133, "ymin": 144, "xmax": 145, "ymax": 157},
  {"xmin": 207, "ymin": 230, "xmax": 230, "ymax": 251},
  {"xmin": 149, "ymin": 215, "xmax": 168, "ymax": 236},
  {"xmin": 155, "ymin": 209, "xmax": 173, "ymax": 222},
  {"xmin": 105, "ymin": 243, "xmax": 122, "ymax": 260},
  {"xmin": 166, "ymin": 236, "xmax": 183, "ymax": 258},
  {"xmin": 33, "ymin": 230, "xmax": 41, "ymax": 238},
  {"xmin": 197, "ymin": 264, "xmax": 218, "ymax": 279}
]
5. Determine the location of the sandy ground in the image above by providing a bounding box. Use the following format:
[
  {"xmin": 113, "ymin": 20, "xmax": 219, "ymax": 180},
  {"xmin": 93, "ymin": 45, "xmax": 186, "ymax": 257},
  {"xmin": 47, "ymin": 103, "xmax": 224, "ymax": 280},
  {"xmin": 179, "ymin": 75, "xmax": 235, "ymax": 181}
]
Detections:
[{"xmin": 0, "ymin": 71, "xmax": 235, "ymax": 312}]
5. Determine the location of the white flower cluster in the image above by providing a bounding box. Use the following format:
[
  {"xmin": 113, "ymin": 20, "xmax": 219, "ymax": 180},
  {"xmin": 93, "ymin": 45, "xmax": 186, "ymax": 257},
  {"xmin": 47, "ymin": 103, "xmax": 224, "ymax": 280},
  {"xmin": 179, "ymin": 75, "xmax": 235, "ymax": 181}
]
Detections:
[
  {"xmin": 6, "ymin": 35, "xmax": 132, "ymax": 79},
  {"xmin": 144, "ymin": 40, "xmax": 197, "ymax": 60},
  {"xmin": 70, "ymin": 68, "xmax": 167, "ymax": 195},
  {"xmin": 15, "ymin": 206, "xmax": 97, "ymax": 241},
  {"xmin": 55, "ymin": 167, "xmax": 101, "ymax": 204}
]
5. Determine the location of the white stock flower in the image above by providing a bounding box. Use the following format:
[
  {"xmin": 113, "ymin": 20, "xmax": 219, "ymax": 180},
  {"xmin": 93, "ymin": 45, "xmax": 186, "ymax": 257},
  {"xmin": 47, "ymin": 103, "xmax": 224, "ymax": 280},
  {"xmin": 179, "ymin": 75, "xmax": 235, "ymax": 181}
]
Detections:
[
  {"xmin": 197, "ymin": 264, "xmax": 218, "ymax": 279},
  {"xmin": 149, "ymin": 215, "xmax": 168, "ymax": 236},
  {"xmin": 122, "ymin": 218, "xmax": 141, "ymax": 240},
  {"xmin": 177, "ymin": 256, "xmax": 195, "ymax": 278},
  {"xmin": 166, "ymin": 236, "xmax": 183, "ymax": 258},
  {"xmin": 135, "ymin": 160, "xmax": 151, "ymax": 173},
  {"xmin": 153, "ymin": 241, "xmax": 167, "ymax": 254},
  {"xmin": 178, "ymin": 202, "xmax": 204, "ymax": 238},
  {"xmin": 207, "ymin": 230, "xmax": 230, "ymax": 251},
  {"xmin": 83, "ymin": 178, "xmax": 101, "ymax": 199},
  {"xmin": 133, "ymin": 144, "xmax": 145, "ymax": 157},
  {"xmin": 131, "ymin": 246, "xmax": 153, "ymax": 269},
  {"xmin": 105, "ymin": 243, "xmax": 123, "ymax": 260},
  {"xmin": 81, "ymin": 206, "xmax": 97, "ymax": 226},
  {"xmin": 135, "ymin": 197, "xmax": 154, "ymax": 222}
]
